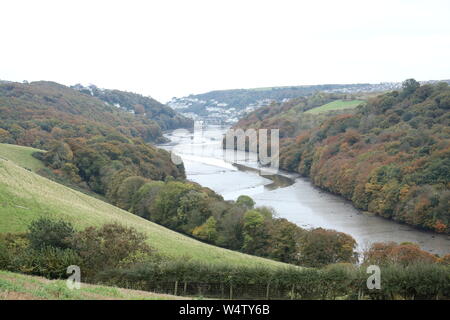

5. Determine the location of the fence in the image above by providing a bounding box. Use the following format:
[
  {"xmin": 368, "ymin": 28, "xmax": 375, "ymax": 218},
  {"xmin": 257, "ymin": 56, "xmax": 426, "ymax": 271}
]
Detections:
[{"xmin": 94, "ymin": 262, "xmax": 450, "ymax": 300}]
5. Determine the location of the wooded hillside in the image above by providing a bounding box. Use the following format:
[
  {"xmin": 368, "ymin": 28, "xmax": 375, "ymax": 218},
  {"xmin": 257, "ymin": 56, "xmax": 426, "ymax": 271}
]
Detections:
[{"xmin": 234, "ymin": 80, "xmax": 450, "ymax": 234}]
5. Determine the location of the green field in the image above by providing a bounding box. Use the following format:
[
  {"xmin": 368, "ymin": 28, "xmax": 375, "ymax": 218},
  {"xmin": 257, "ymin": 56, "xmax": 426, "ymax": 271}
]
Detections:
[
  {"xmin": 0, "ymin": 270, "xmax": 187, "ymax": 300},
  {"xmin": 306, "ymin": 99, "xmax": 364, "ymax": 114},
  {"xmin": 0, "ymin": 143, "xmax": 45, "ymax": 172},
  {"xmin": 0, "ymin": 144, "xmax": 287, "ymax": 268}
]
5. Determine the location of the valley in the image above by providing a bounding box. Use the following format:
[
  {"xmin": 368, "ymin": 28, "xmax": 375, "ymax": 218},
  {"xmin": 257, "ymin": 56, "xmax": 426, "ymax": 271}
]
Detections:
[
  {"xmin": 0, "ymin": 79, "xmax": 449, "ymax": 301},
  {"xmin": 161, "ymin": 126, "xmax": 450, "ymax": 256},
  {"xmin": 2, "ymin": 0, "xmax": 450, "ymax": 304},
  {"xmin": 0, "ymin": 143, "xmax": 286, "ymax": 268}
]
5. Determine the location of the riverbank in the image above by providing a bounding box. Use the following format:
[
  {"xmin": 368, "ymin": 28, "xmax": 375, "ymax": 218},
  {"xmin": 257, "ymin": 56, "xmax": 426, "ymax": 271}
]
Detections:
[{"xmin": 160, "ymin": 126, "xmax": 450, "ymax": 256}]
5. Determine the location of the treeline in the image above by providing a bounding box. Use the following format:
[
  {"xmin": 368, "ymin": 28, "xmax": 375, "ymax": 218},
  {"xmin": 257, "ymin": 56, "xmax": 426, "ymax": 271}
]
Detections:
[
  {"xmin": 235, "ymin": 80, "xmax": 450, "ymax": 234},
  {"xmin": 29, "ymin": 136, "xmax": 359, "ymax": 266},
  {"xmin": 102, "ymin": 174, "xmax": 358, "ymax": 266},
  {"xmin": 1, "ymin": 218, "xmax": 448, "ymax": 300},
  {"xmin": 72, "ymin": 84, "xmax": 193, "ymax": 130},
  {"xmin": 35, "ymin": 139, "xmax": 185, "ymax": 195}
]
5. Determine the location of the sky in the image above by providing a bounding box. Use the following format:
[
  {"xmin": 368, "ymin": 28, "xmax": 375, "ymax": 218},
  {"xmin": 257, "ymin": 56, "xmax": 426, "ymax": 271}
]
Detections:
[{"xmin": 1, "ymin": 0, "xmax": 450, "ymax": 102}]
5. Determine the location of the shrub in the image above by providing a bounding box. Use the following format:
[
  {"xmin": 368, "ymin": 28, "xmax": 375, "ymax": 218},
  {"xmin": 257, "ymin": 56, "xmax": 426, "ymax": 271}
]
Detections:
[
  {"xmin": 361, "ymin": 263, "xmax": 450, "ymax": 300},
  {"xmin": 68, "ymin": 223, "xmax": 153, "ymax": 278},
  {"xmin": 0, "ymin": 241, "xmax": 9, "ymax": 269},
  {"xmin": 8, "ymin": 246, "xmax": 82, "ymax": 279},
  {"xmin": 27, "ymin": 217, "xmax": 75, "ymax": 250},
  {"xmin": 0, "ymin": 233, "xmax": 29, "ymax": 270}
]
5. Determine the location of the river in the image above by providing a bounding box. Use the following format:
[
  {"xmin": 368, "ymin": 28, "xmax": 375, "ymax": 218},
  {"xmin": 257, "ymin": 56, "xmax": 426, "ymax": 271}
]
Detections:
[{"xmin": 160, "ymin": 125, "xmax": 450, "ymax": 255}]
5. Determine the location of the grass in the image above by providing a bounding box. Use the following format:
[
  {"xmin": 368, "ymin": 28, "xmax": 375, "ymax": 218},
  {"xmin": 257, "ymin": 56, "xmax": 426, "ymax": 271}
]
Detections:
[
  {"xmin": 0, "ymin": 144, "xmax": 287, "ymax": 268},
  {"xmin": 0, "ymin": 270, "xmax": 187, "ymax": 300},
  {"xmin": 0, "ymin": 143, "xmax": 45, "ymax": 172},
  {"xmin": 305, "ymin": 99, "xmax": 365, "ymax": 114}
]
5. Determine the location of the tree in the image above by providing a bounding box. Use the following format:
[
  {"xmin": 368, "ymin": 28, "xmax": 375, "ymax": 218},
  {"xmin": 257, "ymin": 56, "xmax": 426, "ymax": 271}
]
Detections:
[
  {"xmin": 215, "ymin": 206, "xmax": 245, "ymax": 250},
  {"xmin": 115, "ymin": 176, "xmax": 149, "ymax": 209},
  {"xmin": 152, "ymin": 181, "xmax": 194, "ymax": 228},
  {"xmin": 177, "ymin": 190, "xmax": 210, "ymax": 232},
  {"xmin": 192, "ymin": 216, "xmax": 218, "ymax": 242},
  {"xmin": 236, "ymin": 195, "xmax": 255, "ymax": 209},
  {"xmin": 402, "ymin": 78, "xmax": 420, "ymax": 96},
  {"xmin": 267, "ymin": 218, "xmax": 304, "ymax": 263},
  {"xmin": 297, "ymin": 228, "xmax": 357, "ymax": 267},
  {"xmin": 0, "ymin": 128, "xmax": 11, "ymax": 143},
  {"xmin": 42, "ymin": 141, "xmax": 74, "ymax": 169},
  {"xmin": 363, "ymin": 242, "xmax": 437, "ymax": 266},
  {"xmin": 68, "ymin": 223, "xmax": 152, "ymax": 277},
  {"xmin": 130, "ymin": 181, "xmax": 165, "ymax": 218},
  {"xmin": 242, "ymin": 210, "xmax": 269, "ymax": 255}
]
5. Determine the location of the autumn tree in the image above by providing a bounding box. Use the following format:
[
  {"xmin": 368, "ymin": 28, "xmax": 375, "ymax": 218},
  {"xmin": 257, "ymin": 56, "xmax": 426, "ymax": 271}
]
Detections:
[
  {"xmin": 297, "ymin": 228, "xmax": 357, "ymax": 267},
  {"xmin": 192, "ymin": 216, "xmax": 218, "ymax": 242},
  {"xmin": 363, "ymin": 242, "xmax": 437, "ymax": 266}
]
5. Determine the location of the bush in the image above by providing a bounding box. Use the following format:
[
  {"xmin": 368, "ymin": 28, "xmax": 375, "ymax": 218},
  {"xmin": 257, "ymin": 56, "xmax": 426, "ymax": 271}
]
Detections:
[
  {"xmin": 0, "ymin": 241, "xmax": 9, "ymax": 270},
  {"xmin": 27, "ymin": 217, "xmax": 75, "ymax": 250},
  {"xmin": 0, "ymin": 233, "xmax": 29, "ymax": 270},
  {"xmin": 8, "ymin": 246, "xmax": 82, "ymax": 279},
  {"xmin": 361, "ymin": 263, "xmax": 450, "ymax": 300},
  {"xmin": 68, "ymin": 223, "xmax": 153, "ymax": 278}
]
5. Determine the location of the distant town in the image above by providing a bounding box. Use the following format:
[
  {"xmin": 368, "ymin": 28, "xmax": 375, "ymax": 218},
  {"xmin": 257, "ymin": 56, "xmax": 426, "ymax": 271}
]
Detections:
[{"xmin": 167, "ymin": 80, "xmax": 448, "ymax": 124}]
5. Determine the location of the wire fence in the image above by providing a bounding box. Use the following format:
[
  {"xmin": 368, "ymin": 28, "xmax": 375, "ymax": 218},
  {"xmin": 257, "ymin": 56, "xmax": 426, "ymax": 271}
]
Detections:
[{"xmin": 108, "ymin": 280, "xmax": 341, "ymax": 300}]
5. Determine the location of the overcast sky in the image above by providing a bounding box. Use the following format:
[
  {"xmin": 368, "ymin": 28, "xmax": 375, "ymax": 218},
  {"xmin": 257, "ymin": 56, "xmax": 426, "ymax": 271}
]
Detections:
[{"xmin": 1, "ymin": 0, "xmax": 450, "ymax": 102}]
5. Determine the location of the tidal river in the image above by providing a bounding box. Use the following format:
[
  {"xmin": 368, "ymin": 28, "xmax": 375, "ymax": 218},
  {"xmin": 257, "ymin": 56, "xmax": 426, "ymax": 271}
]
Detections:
[{"xmin": 160, "ymin": 125, "xmax": 450, "ymax": 255}]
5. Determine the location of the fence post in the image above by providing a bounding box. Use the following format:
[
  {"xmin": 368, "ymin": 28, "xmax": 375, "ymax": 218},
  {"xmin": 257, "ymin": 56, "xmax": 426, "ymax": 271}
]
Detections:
[
  {"xmin": 266, "ymin": 282, "xmax": 270, "ymax": 300},
  {"xmin": 291, "ymin": 284, "xmax": 295, "ymax": 300},
  {"xmin": 184, "ymin": 281, "xmax": 187, "ymax": 295},
  {"xmin": 229, "ymin": 284, "xmax": 233, "ymax": 300},
  {"xmin": 174, "ymin": 281, "xmax": 178, "ymax": 296}
]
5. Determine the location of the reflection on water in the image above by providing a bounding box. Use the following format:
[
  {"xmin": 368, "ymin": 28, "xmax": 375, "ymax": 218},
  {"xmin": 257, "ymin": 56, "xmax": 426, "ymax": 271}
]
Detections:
[{"xmin": 160, "ymin": 125, "xmax": 450, "ymax": 255}]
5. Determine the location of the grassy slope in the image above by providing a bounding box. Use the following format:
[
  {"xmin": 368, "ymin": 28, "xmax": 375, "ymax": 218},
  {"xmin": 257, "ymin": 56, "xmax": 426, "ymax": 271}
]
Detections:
[
  {"xmin": 0, "ymin": 270, "xmax": 187, "ymax": 300},
  {"xmin": 305, "ymin": 99, "xmax": 364, "ymax": 114},
  {"xmin": 0, "ymin": 144, "xmax": 286, "ymax": 268},
  {"xmin": 0, "ymin": 144, "xmax": 45, "ymax": 172}
]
